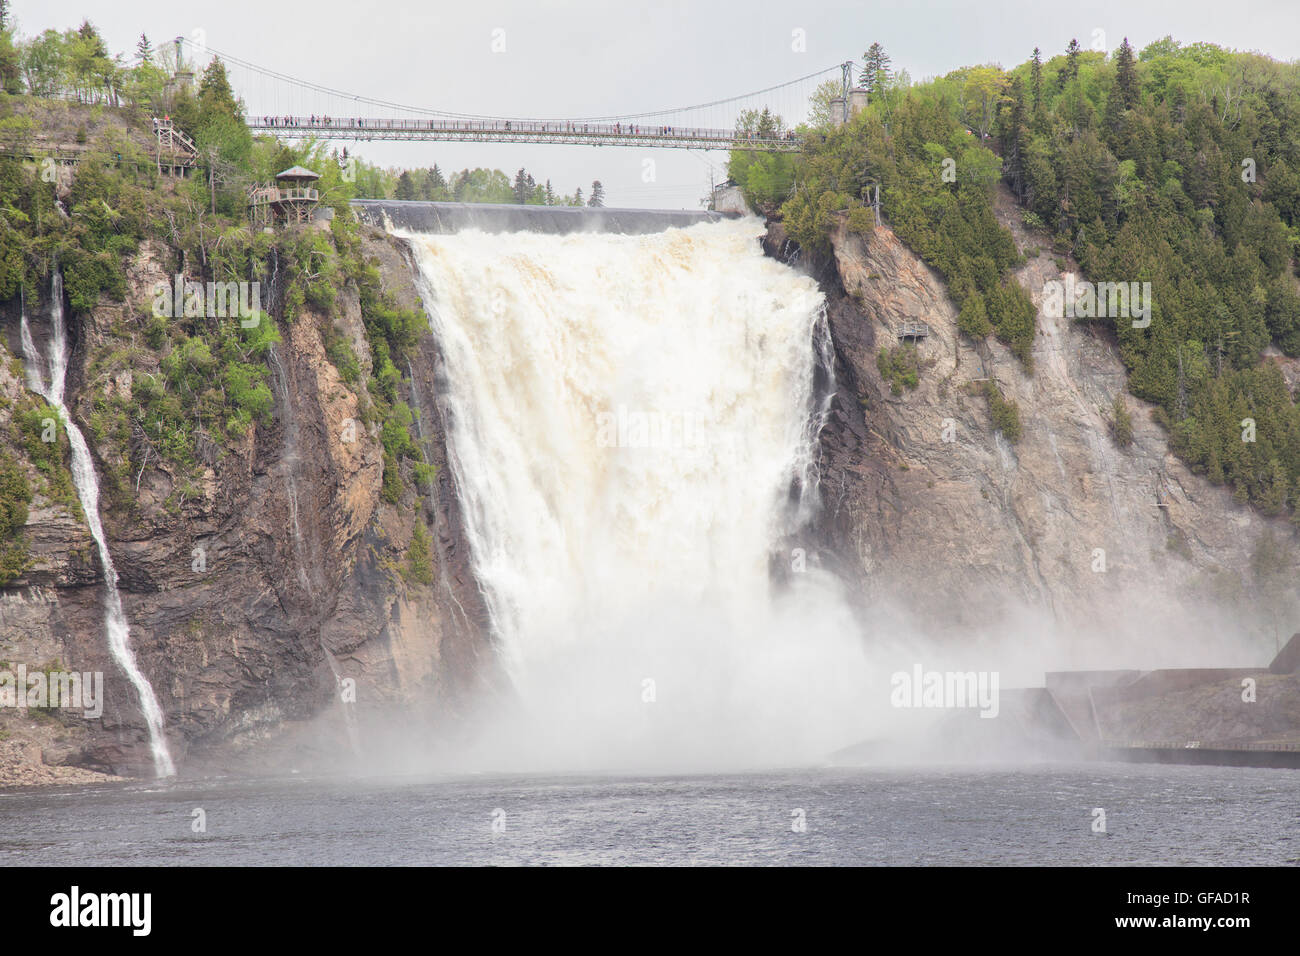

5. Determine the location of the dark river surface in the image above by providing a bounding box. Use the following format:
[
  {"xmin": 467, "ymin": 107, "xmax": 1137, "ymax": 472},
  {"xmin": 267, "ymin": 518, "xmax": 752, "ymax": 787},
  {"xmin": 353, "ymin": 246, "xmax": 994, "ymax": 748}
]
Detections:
[{"xmin": 2, "ymin": 762, "xmax": 1295, "ymax": 865}]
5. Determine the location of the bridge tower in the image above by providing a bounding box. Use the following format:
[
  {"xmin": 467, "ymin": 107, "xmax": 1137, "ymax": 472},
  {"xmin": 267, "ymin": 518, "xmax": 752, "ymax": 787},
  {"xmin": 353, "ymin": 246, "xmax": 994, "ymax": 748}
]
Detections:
[
  {"xmin": 170, "ymin": 36, "xmax": 194, "ymax": 92},
  {"xmin": 831, "ymin": 61, "xmax": 868, "ymax": 128}
]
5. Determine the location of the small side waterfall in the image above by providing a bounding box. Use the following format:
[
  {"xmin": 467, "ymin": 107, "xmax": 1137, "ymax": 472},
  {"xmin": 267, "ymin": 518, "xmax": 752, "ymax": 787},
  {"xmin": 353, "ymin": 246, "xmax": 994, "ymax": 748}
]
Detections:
[{"xmin": 20, "ymin": 275, "xmax": 175, "ymax": 777}]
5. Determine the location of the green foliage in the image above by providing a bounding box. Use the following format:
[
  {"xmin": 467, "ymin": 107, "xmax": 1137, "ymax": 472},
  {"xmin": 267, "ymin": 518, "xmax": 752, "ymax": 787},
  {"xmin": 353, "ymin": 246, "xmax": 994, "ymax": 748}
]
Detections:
[
  {"xmin": 14, "ymin": 403, "xmax": 75, "ymax": 509},
  {"xmin": 449, "ymin": 167, "xmax": 513, "ymax": 203},
  {"xmin": 131, "ymin": 309, "xmax": 281, "ymax": 468},
  {"xmin": 403, "ymin": 519, "xmax": 434, "ymax": 585},
  {"xmin": 325, "ymin": 330, "xmax": 360, "ymax": 384},
  {"xmin": 356, "ymin": 161, "xmax": 588, "ymax": 205},
  {"xmin": 958, "ymin": 291, "xmax": 992, "ymax": 339},
  {"xmin": 412, "ymin": 461, "xmax": 438, "ymax": 488},
  {"xmin": 0, "ymin": 451, "xmax": 32, "ymax": 585},
  {"xmin": 773, "ymin": 36, "xmax": 1300, "ymax": 519},
  {"xmin": 278, "ymin": 228, "xmax": 339, "ymax": 319},
  {"xmin": 1110, "ymin": 393, "xmax": 1134, "ymax": 447},
  {"xmin": 727, "ymin": 150, "xmax": 797, "ymax": 211},
  {"xmin": 0, "ymin": 28, "xmax": 444, "ymax": 524},
  {"xmin": 767, "ymin": 84, "xmax": 1036, "ymax": 365},
  {"xmin": 380, "ymin": 401, "xmax": 416, "ymax": 461},
  {"xmin": 845, "ymin": 205, "xmax": 876, "ymax": 235},
  {"xmin": 877, "ymin": 344, "xmax": 921, "ymax": 395},
  {"xmin": 996, "ymin": 38, "xmax": 1300, "ymax": 515},
  {"xmin": 380, "ymin": 453, "xmax": 403, "ymax": 504},
  {"xmin": 983, "ymin": 381, "xmax": 1023, "ymax": 442}
]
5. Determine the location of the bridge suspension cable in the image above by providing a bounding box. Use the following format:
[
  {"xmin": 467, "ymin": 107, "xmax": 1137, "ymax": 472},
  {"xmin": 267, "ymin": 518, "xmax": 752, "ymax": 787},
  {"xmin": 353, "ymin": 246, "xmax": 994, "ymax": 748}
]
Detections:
[{"xmin": 179, "ymin": 37, "xmax": 853, "ymax": 135}]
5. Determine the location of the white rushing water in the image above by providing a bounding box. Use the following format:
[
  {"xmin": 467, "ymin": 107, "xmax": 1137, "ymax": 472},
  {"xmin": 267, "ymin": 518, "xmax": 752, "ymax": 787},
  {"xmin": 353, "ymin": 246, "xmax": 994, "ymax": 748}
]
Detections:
[
  {"xmin": 403, "ymin": 219, "xmax": 877, "ymax": 770},
  {"xmin": 20, "ymin": 275, "xmax": 175, "ymax": 777}
]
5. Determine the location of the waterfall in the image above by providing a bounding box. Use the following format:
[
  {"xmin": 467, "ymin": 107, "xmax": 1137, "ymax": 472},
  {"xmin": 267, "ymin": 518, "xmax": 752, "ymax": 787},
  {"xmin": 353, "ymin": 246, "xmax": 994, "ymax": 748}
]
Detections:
[
  {"xmin": 402, "ymin": 218, "xmax": 874, "ymax": 770},
  {"xmin": 20, "ymin": 276, "xmax": 175, "ymax": 778}
]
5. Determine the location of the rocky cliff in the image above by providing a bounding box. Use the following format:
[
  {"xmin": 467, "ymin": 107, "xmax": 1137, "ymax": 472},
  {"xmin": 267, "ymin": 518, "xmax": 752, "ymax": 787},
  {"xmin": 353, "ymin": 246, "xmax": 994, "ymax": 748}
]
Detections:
[
  {"xmin": 0, "ymin": 226, "xmax": 495, "ymax": 781},
  {"xmin": 4, "ymin": 191, "xmax": 1295, "ymax": 784},
  {"xmin": 787, "ymin": 189, "xmax": 1300, "ymax": 672}
]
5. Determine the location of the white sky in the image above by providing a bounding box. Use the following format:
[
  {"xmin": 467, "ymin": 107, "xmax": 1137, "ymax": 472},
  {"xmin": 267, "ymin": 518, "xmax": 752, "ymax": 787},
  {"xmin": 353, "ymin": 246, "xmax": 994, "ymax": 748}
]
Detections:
[{"xmin": 14, "ymin": 0, "xmax": 1300, "ymax": 208}]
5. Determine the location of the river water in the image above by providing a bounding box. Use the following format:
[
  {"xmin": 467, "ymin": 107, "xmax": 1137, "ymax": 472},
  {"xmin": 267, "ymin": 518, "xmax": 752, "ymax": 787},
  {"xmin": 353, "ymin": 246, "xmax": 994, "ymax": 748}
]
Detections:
[{"xmin": 2, "ymin": 762, "xmax": 1294, "ymax": 865}]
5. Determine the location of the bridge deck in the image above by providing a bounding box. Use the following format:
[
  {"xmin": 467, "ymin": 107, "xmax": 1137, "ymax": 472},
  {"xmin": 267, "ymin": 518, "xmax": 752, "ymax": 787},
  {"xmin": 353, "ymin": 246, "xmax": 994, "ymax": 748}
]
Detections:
[{"xmin": 245, "ymin": 116, "xmax": 802, "ymax": 151}]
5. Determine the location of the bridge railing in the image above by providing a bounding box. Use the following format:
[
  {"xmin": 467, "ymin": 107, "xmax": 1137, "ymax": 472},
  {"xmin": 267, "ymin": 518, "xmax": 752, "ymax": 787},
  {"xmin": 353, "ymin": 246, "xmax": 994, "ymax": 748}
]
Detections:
[
  {"xmin": 249, "ymin": 186, "xmax": 320, "ymax": 204},
  {"xmin": 245, "ymin": 114, "xmax": 800, "ymax": 148}
]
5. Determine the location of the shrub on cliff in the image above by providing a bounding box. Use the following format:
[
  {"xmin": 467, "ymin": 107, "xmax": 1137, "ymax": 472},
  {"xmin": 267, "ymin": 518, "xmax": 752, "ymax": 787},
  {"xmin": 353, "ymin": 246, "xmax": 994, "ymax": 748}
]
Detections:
[
  {"xmin": 877, "ymin": 344, "xmax": 921, "ymax": 395},
  {"xmin": 846, "ymin": 206, "xmax": 876, "ymax": 236},
  {"xmin": 983, "ymin": 381, "xmax": 1022, "ymax": 442},
  {"xmin": 0, "ymin": 452, "xmax": 31, "ymax": 585},
  {"xmin": 957, "ymin": 291, "xmax": 992, "ymax": 339},
  {"xmin": 14, "ymin": 403, "xmax": 76, "ymax": 511},
  {"xmin": 403, "ymin": 519, "xmax": 434, "ymax": 586},
  {"xmin": 1110, "ymin": 393, "xmax": 1134, "ymax": 447}
]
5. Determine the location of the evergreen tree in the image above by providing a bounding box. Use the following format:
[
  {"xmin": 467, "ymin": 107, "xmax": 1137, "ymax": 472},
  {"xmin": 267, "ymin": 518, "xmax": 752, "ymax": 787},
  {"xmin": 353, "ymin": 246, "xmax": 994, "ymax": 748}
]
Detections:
[
  {"xmin": 860, "ymin": 42, "xmax": 892, "ymax": 93},
  {"xmin": 192, "ymin": 57, "xmax": 252, "ymax": 177},
  {"xmin": 417, "ymin": 165, "xmax": 447, "ymax": 200},
  {"xmin": 588, "ymin": 180, "xmax": 605, "ymax": 207},
  {"xmin": 451, "ymin": 169, "xmax": 469, "ymax": 201},
  {"xmin": 513, "ymin": 167, "xmax": 532, "ymax": 203},
  {"xmin": 1057, "ymin": 38, "xmax": 1081, "ymax": 90},
  {"xmin": 431, "ymin": 164, "xmax": 447, "ymax": 197},
  {"xmin": 544, "ymin": 179, "xmax": 556, "ymax": 205},
  {"xmin": 0, "ymin": 23, "xmax": 18, "ymax": 93},
  {"xmin": 1114, "ymin": 37, "xmax": 1139, "ymax": 110},
  {"xmin": 573, "ymin": 186, "xmax": 584, "ymax": 206},
  {"xmin": 395, "ymin": 170, "xmax": 417, "ymax": 201},
  {"xmin": 1029, "ymin": 47, "xmax": 1043, "ymax": 109},
  {"xmin": 196, "ymin": 58, "xmax": 240, "ymax": 123},
  {"xmin": 76, "ymin": 20, "xmax": 108, "ymax": 56},
  {"xmin": 999, "ymin": 76, "xmax": 1029, "ymax": 200},
  {"xmin": 135, "ymin": 33, "xmax": 153, "ymax": 64}
]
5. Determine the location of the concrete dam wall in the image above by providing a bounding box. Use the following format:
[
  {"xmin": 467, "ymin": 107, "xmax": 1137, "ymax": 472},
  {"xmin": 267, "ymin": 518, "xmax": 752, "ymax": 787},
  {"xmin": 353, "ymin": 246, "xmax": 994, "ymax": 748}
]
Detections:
[{"xmin": 352, "ymin": 199, "xmax": 734, "ymax": 235}]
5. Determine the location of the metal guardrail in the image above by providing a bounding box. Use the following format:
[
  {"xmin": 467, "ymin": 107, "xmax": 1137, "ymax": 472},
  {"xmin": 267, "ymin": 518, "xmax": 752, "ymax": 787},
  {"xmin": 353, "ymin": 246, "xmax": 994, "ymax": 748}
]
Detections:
[
  {"xmin": 249, "ymin": 187, "xmax": 319, "ymax": 203},
  {"xmin": 244, "ymin": 115, "xmax": 803, "ymax": 152}
]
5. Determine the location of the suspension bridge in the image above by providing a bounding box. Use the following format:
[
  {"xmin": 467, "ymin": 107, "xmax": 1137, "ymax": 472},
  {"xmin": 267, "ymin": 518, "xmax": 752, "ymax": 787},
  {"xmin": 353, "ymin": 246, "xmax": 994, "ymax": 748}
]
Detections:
[
  {"xmin": 179, "ymin": 38, "xmax": 858, "ymax": 153},
  {"xmin": 244, "ymin": 116, "xmax": 804, "ymax": 151}
]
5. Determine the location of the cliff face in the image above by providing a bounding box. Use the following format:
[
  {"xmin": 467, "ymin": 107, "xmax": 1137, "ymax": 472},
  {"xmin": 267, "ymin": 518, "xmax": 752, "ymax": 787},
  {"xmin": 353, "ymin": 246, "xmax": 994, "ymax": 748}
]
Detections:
[
  {"xmin": 790, "ymin": 193, "xmax": 1300, "ymax": 666},
  {"xmin": 4, "ymin": 195, "xmax": 1295, "ymax": 783},
  {"xmin": 0, "ymin": 227, "xmax": 494, "ymax": 780}
]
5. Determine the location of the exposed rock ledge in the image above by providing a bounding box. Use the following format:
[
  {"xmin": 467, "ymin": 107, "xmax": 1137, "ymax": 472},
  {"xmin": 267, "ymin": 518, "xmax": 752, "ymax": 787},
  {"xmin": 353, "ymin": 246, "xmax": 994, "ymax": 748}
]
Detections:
[
  {"xmin": 0, "ymin": 227, "xmax": 495, "ymax": 782},
  {"xmin": 780, "ymin": 193, "xmax": 1299, "ymax": 670}
]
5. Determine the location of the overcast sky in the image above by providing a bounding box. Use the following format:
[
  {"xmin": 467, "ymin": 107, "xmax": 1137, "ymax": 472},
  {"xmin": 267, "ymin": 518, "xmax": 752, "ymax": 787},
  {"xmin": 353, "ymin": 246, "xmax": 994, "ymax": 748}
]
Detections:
[{"xmin": 14, "ymin": 0, "xmax": 1300, "ymax": 208}]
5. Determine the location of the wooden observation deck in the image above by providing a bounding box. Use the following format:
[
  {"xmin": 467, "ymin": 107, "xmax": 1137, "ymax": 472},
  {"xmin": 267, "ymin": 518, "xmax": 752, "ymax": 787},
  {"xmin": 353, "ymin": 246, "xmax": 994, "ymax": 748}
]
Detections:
[{"xmin": 249, "ymin": 165, "xmax": 321, "ymax": 227}]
